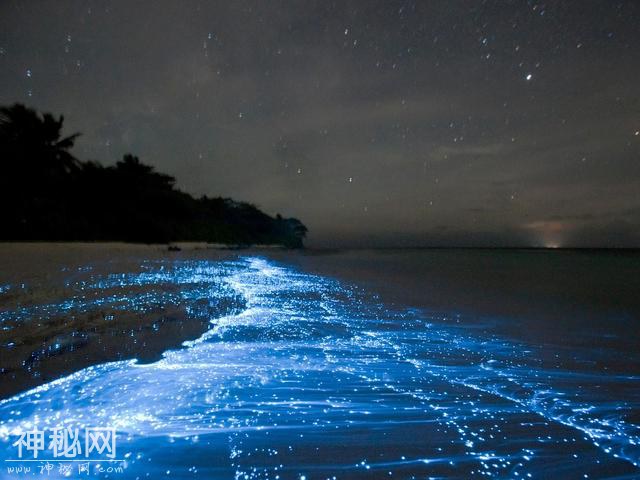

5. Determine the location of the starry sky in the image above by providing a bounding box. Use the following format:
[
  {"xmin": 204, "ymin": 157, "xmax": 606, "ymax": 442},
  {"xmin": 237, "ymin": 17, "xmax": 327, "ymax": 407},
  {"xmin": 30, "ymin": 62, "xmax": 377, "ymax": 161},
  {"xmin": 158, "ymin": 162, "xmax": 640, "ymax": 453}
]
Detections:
[{"xmin": 1, "ymin": 1, "xmax": 639, "ymax": 247}]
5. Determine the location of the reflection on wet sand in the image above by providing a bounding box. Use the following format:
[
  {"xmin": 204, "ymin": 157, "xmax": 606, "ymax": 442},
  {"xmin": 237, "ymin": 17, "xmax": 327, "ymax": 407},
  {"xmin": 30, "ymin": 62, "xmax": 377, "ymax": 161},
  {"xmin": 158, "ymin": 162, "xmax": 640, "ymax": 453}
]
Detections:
[{"xmin": 0, "ymin": 255, "xmax": 638, "ymax": 478}]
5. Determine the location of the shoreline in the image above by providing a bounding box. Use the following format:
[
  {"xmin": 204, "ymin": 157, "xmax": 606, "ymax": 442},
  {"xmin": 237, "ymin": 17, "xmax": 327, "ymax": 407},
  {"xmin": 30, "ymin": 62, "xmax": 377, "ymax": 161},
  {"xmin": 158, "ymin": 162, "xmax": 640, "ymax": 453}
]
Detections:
[
  {"xmin": 2, "ymin": 240, "xmax": 639, "ymax": 251},
  {"xmin": 0, "ymin": 241, "xmax": 292, "ymax": 250},
  {"xmin": 0, "ymin": 245, "xmax": 246, "ymax": 399},
  {"xmin": 1, "ymin": 244, "xmax": 639, "ymax": 400}
]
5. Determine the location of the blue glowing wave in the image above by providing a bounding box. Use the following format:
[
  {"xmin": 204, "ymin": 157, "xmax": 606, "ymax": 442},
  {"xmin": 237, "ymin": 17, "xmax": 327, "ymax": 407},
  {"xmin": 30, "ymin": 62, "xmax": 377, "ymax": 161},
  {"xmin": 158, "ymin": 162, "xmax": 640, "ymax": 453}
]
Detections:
[{"xmin": 0, "ymin": 257, "xmax": 639, "ymax": 479}]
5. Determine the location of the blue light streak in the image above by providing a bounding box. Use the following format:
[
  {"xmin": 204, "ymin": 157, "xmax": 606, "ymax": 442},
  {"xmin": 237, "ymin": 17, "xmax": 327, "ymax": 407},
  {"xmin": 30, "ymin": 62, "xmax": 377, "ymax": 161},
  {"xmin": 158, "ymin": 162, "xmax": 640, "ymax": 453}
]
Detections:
[{"xmin": 0, "ymin": 257, "xmax": 638, "ymax": 478}]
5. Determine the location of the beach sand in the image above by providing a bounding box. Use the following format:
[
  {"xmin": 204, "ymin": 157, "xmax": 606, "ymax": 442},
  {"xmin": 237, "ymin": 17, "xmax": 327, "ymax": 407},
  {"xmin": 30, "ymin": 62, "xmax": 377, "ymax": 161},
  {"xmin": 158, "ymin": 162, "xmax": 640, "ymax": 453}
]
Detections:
[{"xmin": 0, "ymin": 244, "xmax": 639, "ymax": 477}]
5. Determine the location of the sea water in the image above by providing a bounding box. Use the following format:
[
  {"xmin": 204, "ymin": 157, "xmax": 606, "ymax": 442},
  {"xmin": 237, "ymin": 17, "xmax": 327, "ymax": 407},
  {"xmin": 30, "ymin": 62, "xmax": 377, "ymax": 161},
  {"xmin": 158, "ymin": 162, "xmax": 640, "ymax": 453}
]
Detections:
[{"xmin": 0, "ymin": 253, "xmax": 639, "ymax": 478}]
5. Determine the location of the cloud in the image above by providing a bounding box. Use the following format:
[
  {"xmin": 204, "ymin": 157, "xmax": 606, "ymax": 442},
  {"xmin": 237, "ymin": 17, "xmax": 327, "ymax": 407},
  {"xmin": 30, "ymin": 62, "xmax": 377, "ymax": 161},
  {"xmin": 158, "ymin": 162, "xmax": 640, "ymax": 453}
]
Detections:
[{"xmin": 1, "ymin": 0, "xmax": 639, "ymax": 246}]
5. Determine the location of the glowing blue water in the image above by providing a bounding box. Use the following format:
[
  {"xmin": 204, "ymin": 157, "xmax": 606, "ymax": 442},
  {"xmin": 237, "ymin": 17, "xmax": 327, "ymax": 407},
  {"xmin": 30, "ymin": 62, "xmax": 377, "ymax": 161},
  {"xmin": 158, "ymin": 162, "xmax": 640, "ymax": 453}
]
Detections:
[{"xmin": 0, "ymin": 257, "xmax": 639, "ymax": 478}]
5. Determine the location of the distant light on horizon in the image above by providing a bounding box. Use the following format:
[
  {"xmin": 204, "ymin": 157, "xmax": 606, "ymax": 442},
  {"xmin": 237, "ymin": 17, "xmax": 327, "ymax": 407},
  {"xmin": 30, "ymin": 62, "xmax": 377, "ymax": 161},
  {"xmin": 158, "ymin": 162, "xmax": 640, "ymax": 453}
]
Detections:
[{"xmin": 0, "ymin": 1, "xmax": 638, "ymax": 248}]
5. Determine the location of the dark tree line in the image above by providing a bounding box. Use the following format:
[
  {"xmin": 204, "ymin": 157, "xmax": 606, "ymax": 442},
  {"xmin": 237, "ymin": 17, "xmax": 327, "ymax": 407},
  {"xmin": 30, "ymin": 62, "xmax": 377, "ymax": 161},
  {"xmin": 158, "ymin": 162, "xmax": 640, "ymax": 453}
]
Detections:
[{"xmin": 0, "ymin": 104, "xmax": 307, "ymax": 247}]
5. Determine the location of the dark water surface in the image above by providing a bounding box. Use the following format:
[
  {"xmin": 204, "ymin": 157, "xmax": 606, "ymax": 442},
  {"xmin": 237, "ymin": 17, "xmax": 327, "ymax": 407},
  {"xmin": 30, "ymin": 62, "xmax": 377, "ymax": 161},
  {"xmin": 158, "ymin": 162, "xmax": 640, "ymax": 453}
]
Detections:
[
  {"xmin": 276, "ymin": 248, "xmax": 640, "ymax": 360},
  {"xmin": 0, "ymin": 245, "xmax": 638, "ymax": 479}
]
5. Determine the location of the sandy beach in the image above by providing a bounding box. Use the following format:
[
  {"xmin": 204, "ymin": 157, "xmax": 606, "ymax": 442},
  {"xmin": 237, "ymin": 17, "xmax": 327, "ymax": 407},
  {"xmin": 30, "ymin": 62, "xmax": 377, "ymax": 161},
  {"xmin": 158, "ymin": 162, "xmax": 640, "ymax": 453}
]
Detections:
[{"xmin": 0, "ymin": 244, "xmax": 639, "ymax": 477}]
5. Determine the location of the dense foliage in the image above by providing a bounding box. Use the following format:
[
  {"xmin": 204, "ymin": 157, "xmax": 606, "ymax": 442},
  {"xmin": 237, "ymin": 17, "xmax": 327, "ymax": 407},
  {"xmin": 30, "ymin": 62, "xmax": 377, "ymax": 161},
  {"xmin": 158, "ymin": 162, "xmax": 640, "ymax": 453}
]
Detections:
[{"xmin": 0, "ymin": 104, "xmax": 307, "ymax": 247}]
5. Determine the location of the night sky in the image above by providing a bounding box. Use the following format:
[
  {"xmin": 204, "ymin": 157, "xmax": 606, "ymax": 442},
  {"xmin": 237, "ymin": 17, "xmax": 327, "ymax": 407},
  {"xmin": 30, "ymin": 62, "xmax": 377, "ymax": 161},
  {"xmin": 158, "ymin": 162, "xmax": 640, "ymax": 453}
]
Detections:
[{"xmin": 1, "ymin": 1, "xmax": 639, "ymax": 247}]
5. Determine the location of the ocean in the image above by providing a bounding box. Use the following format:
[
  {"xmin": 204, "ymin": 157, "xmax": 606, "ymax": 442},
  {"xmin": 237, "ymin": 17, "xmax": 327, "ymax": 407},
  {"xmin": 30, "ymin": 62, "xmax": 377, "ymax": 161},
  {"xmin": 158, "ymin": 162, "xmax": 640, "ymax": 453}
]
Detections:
[{"xmin": 0, "ymin": 245, "xmax": 638, "ymax": 478}]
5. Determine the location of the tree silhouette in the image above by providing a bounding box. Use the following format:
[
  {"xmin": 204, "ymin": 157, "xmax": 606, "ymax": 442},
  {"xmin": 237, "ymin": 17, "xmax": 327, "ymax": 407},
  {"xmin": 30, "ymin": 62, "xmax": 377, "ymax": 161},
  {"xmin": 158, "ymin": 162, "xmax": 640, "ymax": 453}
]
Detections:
[
  {"xmin": 0, "ymin": 104, "xmax": 82, "ymax": 239},
  {"xmin": 0, "ymin": 104, "xmax": 80, "ymax": 176},
  {"xmin": 114, "ymin": 154, "xmax": 175, "ymax": 190},
  {"xmin": 0, "ymin": 104, "xmax": 307, "ymax": 247}
]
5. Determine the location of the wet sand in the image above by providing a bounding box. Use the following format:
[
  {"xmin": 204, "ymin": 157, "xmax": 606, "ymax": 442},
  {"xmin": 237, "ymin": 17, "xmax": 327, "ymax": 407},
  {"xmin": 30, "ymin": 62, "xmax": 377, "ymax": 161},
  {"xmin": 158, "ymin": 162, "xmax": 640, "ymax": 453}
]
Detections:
[
  {"xmin": 0, "ymin": 243, "xmax": 244, "ymax": 398},
  {"xmin": 0, "ymin": 245, "xmax": 638, "ymax": 478},
  {"xmin": 1, "ymin": 244, "xmax": 639, "ymax": 399}
]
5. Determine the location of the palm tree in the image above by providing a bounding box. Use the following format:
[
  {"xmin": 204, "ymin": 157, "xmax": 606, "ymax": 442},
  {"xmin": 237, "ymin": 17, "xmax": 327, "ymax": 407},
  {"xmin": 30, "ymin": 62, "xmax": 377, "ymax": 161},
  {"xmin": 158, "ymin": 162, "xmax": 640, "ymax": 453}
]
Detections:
[
  {"xmin": 0, "ymin": 103, "xmax": 308, "ymax": 246},
  {"xmin": 0, "ymin": 103, "xmax": 80, "ymax": 176},
  {"xmin": 0, "ymin": 104, "xmax": 81, "ymax": 239}
]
